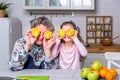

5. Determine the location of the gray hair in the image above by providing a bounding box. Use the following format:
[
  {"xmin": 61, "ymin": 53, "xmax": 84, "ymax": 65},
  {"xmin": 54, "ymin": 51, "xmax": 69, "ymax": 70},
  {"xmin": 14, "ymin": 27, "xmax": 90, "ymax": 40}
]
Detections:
[{"xmin": 30, "ymin": 16, "xmax": 55, "ymax": 32}]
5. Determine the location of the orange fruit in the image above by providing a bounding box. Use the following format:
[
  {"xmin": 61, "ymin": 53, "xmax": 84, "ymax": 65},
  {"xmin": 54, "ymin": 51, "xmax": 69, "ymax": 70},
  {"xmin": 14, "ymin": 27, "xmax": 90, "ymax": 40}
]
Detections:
[
  {"xmin": 105, "ymin": 72, "xmax": 114, "ymax": 80},
  {"xmin": 108, "ymin": 68, "xmax": 117, "ymax": 76},
  {"xmin": 66, "ymin": 28, "xmax": 75, "ymax": 37},
  {"xmin": 57, "ymin": 29, "xmax": 65, "ymax": 37},
  {"xmin": 102, "ymin": 66, "xmax": 108, "ymax": 70},
  {"xmin": 44, "ymin": 30, "xmax": 52, "ymax": 39},
  {"xmin": 31, "ymin": 28, "xmax": 40, "ymax": 37},
  {"xmin": 100, "ymin": 68, "xmax": 108, "ymax": 78}
]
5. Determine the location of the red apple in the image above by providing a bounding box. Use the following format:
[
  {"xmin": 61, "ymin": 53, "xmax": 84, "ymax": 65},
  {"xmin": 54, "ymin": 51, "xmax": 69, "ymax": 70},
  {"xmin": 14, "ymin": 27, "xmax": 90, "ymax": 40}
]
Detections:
[
  {"xmin": 87, "ymin": 71, "xmax": 98, "ymax": 80},
  {"xmin": 80, "ymin": 67, "xmax": 90, "ymax": 79},
  {"xmin": 91, "ymin": 60, "xmax": 102, "ymax": 70}
]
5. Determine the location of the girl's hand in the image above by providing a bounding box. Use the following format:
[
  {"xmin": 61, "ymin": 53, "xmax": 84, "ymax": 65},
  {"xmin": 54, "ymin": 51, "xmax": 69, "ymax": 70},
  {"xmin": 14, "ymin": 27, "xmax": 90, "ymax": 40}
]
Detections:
[
  {"xmin": 71, "ymin": 30, "xmax": 78, "ymax": 39},
  {"xmin": 43, "ymin": 37, "xmax": 56, "ymax": 58}
]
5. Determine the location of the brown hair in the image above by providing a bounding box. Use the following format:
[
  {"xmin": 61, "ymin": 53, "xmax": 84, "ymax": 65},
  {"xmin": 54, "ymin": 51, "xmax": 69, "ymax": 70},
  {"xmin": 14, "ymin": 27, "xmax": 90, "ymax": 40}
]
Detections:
[
  {"xmin": 60, "ymin": 21, "xmax": 76, "ymax": 30},
  {"xmin": 30, "ymin": 16, "xmax": 55, "ymax": 32},
  {"xmin": 60, "ymin": 21, "xmax": 83, "ymax": 42}
]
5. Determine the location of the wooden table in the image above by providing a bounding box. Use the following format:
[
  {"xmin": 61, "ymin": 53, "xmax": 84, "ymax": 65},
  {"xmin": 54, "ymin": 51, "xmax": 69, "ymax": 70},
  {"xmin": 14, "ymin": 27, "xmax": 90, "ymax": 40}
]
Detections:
[{"xmin": 86, "ymin": 44, "xmax": 120, "ymax": 53}]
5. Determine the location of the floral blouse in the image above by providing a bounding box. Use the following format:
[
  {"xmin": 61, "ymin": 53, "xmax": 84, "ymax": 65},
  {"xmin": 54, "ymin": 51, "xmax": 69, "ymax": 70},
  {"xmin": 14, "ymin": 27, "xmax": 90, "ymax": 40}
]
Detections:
[{"xmin": 8, "ymin": 37, "xmax": 58, "ymax": 71}]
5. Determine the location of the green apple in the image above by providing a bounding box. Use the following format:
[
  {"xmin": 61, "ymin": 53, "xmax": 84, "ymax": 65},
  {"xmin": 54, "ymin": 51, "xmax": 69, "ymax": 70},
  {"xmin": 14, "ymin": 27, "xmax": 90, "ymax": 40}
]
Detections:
[
  {"xmin": 91, "ymin": 60, "xmax": 102, "ymax": 70},
  {"xmin": 80, "ymin": 67, "xmax": 90, "ymax": 79},
  {"xmin": 87, "ymin": 71, "xmax": 98, "ymax": 80}
]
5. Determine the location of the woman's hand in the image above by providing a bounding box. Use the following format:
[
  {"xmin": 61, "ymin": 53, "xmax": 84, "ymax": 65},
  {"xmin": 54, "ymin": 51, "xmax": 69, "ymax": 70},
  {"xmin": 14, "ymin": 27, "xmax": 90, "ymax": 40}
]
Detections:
[
  {"xmin": 24, "ymin": 30, "xmax": 37, "ymax": 52},
  {"xmin": 43, "ymin": 37, "xmax": 56, "ymax": 58}
]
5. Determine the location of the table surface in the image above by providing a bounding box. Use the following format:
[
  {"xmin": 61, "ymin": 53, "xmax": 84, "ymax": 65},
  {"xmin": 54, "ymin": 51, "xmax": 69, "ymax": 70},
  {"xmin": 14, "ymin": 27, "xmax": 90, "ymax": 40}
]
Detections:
[
  {"xmin": 0, "ymin": 69, "xmax": 120, "ymax": 80},
  {"xmin": 86, "ymin": 44, "xmax": 120, "ymax": 53},
  {"xmin": 0, "ymin": 69, "xmax": 82, "ymax": 80}
]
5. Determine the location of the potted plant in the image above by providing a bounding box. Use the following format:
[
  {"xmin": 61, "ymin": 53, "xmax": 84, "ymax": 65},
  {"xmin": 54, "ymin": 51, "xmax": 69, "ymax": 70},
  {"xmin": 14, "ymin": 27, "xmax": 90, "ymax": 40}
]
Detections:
[{"xmin": 0, "ymin": 1, "xmax": 11, "ymax": 17}]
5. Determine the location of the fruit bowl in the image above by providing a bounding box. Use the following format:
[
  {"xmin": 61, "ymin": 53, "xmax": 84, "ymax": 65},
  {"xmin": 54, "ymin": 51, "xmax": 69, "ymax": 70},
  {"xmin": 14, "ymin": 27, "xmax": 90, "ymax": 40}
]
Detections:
[{"xmin": 101, "ymin": 39, "xmax": 112, "ymax": 46}]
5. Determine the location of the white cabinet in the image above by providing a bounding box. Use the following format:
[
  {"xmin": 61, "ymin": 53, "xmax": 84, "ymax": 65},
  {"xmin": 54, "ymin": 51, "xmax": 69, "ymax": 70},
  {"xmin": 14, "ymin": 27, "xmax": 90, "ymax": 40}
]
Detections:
[
  {"xmin": 71, "ymin": 0, "xmax": 95, "ymax": 10},
  {"xmin": 23, "ymin": 0, "xmax": 69, "ymax": 10},
  {"xmin": 23, "ymin": 0, "xmax": 95, "ymax": 10}
]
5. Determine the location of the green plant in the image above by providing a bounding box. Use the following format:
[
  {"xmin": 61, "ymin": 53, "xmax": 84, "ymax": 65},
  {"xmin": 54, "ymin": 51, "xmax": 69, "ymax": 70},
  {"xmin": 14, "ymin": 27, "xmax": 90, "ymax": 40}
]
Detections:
[{"xmin": 0, "ymin": 1, "xmax": 12, "ymax": 10}]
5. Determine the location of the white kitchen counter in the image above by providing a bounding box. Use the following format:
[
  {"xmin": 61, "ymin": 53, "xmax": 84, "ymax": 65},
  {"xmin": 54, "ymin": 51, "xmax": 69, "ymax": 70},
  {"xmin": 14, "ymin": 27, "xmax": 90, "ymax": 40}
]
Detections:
[{"xmin": 0, "ymin": 69, "xmax": 82, "ymax": 80}]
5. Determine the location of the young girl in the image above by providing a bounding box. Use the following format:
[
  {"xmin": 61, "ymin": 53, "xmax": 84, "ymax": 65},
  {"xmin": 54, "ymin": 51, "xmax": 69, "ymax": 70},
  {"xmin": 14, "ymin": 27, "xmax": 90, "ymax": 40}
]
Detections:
[{"xmin": 52, "ymin": 21, "xmax": 88, "ymax": 70}]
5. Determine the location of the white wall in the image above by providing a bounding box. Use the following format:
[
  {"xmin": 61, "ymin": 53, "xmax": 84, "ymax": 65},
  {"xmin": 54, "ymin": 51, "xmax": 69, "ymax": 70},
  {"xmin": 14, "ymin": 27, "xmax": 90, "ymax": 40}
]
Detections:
[{"xmin": 7, "ymin": 0, "xmax": 120, "ymax": 44}]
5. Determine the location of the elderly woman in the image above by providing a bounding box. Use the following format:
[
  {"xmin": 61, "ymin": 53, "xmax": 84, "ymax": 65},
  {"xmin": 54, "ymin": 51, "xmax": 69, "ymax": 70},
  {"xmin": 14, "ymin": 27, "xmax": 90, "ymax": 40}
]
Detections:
[{"xmin": 8, "ymin": 16, "xmax": 58, "ymax": 71}]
